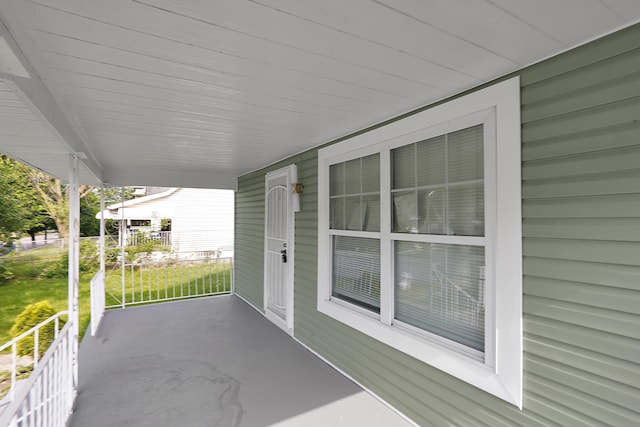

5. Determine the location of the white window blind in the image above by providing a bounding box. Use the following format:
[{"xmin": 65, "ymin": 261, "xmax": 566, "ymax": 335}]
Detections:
[
  {"xmin": 392, "ymin": 125, "xmax": 484, "ymax": 236},
  {"xmin": 395, "ymin": 241, "xmax": 485, "ymax": 351},
  {"xmin": 332, "ymin": 236, "xmax": 380, "ymax": 313},
  {"xmin": 391, "ymin": 124, "xmax": 486, "ymax": 353}
]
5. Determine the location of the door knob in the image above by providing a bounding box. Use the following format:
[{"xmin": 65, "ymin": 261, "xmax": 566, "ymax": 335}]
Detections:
[{"xmin": 281, "ymin": 248, "xmax": 287, "ymax": 263}]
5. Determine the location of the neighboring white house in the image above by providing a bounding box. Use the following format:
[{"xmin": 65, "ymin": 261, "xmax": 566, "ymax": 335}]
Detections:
[{"xmin": 98, "ymin": 187, "xmax": 234, "ymax": 257}]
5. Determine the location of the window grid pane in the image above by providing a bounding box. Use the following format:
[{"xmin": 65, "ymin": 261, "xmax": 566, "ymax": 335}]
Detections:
[
  {"xmin": 392, "ymin": 144, "xmax": 415, "ymax": 189},
  {"xmin": 417, "ymin": 135, "xmax": 446, "ymax": 186},
  {"xmin": 394, "ymin": 241, "xmax": 485, "ymax": 352},
  {"xmin": 330, "ymin": 163, "xmax": 344, "ymax": 196},
  {"xmin": 332, "ymin": 236, "xmax": 381, "ymax": 313},
  {"xmin": 392, "ymin": 124, "xmax": 483, "ymax": 237},
  {"xmin": 330, "ymin": 154, "xmax": 380, "ymax": 232}
]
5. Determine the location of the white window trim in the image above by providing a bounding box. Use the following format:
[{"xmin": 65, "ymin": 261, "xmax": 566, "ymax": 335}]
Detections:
[{"xmin": 317, "ymin": 77, "xmax": 522, "ymax": 408}]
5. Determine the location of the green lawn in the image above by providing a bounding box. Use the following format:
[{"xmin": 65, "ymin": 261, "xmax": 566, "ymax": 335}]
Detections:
[
  {"xmin": 0, "ymin": 245, "xmax": 93, "ymax": 348},
  {"xmin": 1, "ymin": 245, "xmax": 232, "ymax": 348}
]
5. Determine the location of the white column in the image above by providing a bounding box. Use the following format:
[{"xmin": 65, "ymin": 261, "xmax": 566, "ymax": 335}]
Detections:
[
  {"xmin": 68, "ymin": 153, "xmax": 80, "ymax": 390},
  {"xmin": 99, "ymin": 186, "xmax": 105, "ymax": 273},
  {"xmin": 120, "ymin": 187, "xmax": 126, "ymax": 309}
]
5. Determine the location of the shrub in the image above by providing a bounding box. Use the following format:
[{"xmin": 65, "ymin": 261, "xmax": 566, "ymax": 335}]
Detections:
[
  {"xmin": 9, "ymin": 301, "xmax": 66, "ymax": 357},
  {"xmin": 40, "ymin": 239, "xmax": 99, "ymax": 278},
  {"xmin": 125, "ymin": 236, "xmax": 169, "ymax": 263},
  {"xmin": 0, "ymin": 262, "xmax": 13, "ymax": 283},
  {"xmin": 105, "ymin": 247, "xmax": 120, "ymax": 265},
  {"xmin": 79, "ymin": 239, "xmax": 99, "ymax": 271},
  {"xmin": 40, "ymin": 253, "xmax": 67, "ymax": 278}
]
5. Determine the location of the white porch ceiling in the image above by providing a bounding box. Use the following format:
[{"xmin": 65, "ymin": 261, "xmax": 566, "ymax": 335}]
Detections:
[{"xmin": 0, "ymin": 0, "xmax": 639, "ymax": 188}]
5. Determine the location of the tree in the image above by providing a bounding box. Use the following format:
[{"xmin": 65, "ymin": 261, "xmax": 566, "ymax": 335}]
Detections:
[
  {"xmin": 0, "ymin": 155, "xmax": 39, "ymax": 242},
  {"xmin": 1, "ymin": 155, "xmax": 135, "ymax": 239},
  {"xmin": 26, "ymin": 170, "xmax": 93, "ymax": 238},
  {"xmin": 103, "ymin": 186, "xmax": 135, "ymax": 205},
  {"xmin": 80, "ymin": 191, "xmax": 100, "ymax": 236}
]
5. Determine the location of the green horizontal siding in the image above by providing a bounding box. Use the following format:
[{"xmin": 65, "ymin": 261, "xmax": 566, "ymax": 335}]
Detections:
[
  {"xmin": 236, "ymin": 23, "xmax": 640, "ymax": 426},
  {"xmin": 234, "ymin": 172, "xmax": 265, "ymax": 309},
  {"xmin": 235, "ymin": 155, "xmax": 306, "ymax": 309},
  {"xmin": 522, "ymin": 121, "xmax": 640, "ymax": 161},
  {"xmin": 523, "ymin": 194, "xmax": 640, "ymax": 218}
]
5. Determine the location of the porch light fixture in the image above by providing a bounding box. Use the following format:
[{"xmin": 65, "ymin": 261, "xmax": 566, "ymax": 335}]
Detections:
[{"xmin": 292, "ymin": 183, "xmax": 304, "ymax": 194}]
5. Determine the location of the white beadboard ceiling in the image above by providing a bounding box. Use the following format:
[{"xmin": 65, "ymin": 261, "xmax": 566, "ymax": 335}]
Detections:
[{"xmin": 0, "ymin": 0, "xmax": 639, "ymax": 187}]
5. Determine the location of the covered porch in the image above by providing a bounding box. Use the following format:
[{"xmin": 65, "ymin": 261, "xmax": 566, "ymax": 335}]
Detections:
[
  {"xmin": 68, "ymin": 295, "xmax": 412, "ymax": 427},
  {"xmin": 1, "ymin": 1, "xmax": 640, "ymax": 425}
]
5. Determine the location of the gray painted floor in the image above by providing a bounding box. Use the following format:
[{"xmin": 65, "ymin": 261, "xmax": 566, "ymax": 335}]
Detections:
[{"xmin": 67, "ymin": 296, "xmax": 413, "ymax": 427}]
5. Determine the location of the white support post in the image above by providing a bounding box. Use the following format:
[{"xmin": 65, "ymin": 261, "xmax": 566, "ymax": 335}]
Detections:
[
  {"xmin": 99, "ymin": 186, "xmax": 105, "ymax": 273},
  {"xmin": 120, "ymin": 187, "xmax": 126, "ymax": 309},
  {"xmin": 68, "ymin": 153, "xmax": 80, "ymax": 391}
]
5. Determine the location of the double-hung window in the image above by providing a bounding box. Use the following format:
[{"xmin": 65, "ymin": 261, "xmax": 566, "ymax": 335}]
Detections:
[{"xmin": 317, "ymin": 77, "xmax": 522, "ymax": 407}]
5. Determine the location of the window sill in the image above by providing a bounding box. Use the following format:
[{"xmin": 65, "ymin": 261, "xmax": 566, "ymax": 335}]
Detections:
[{"xmin": 318, "ymin": 297, "xmax": 521, "ymax": 407}]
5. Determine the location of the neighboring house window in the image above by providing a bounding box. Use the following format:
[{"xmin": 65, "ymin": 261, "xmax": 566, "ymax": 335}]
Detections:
[
  {"xmin": 317, "ymin": 77, "xmax": 522, "ymax": 407},
  {"xmin": 160, "ymin": 219, "xmax": 172, "ymax": 232},
  {"xmin": 130, "ymin": 219, "xmax": 151, "ymax": 227}
]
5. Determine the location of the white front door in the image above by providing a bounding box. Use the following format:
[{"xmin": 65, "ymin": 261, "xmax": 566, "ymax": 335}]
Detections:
[{"xmin": 264, "ymin": 165, "xmax": 296, "ymax": 333}]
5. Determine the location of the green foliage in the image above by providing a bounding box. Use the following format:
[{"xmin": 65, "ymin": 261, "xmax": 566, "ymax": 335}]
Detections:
[
  {"xmin": 41, "ymin": 239, "xmax": 99, "ymax": 278},
  {"xmin": 0, "ymin": 155, "xmax": 37, "ymax": 241},
  {"xmin": 0, "ymin": 262, "xmax": 14, "ymax": 283},
  {"xmin": 124, "ymin": 234, "xmax": 169, "ymax": 263},
  {"xmin": 103, "ymin": 187, "xmax": 135, "ymax": 205},
  {"xmin": 80, "ymin": 192, "xmax": 100, "ymax": 237},
  {"xmin": 0, "ymin": 246, "xmax": 92, "ymax": 346},
  {"xmin": 9, "ymin": 301, "xmax": 66, "ymax": 357},
  {"xmin": 79, "ymin": 239, "xmax": 100, "ymax": 271},
  {"xmin": 105, "ymin": 246, "xmax": 120, "ymax": 265},
  {"xmin": 160, "ymin": 218, "xmax": 172, "ymax": 231},
  {"xmin": 1, "ymin": 244, "xmax": 64, "ymax": 282},
  {"xmin": 102, "ymin": 235, "xmax": 169, "ymax": 265},
  {"xmin": 39, "ymin": 251, "xmax": 68, "ymax": 279},
  {"xmin": 0, "ymin": 154, "xmax": 100, "ymax": 240},
  {"xmin": 0, "ymin": 275, "xmax": 91, "ymax": 347}
]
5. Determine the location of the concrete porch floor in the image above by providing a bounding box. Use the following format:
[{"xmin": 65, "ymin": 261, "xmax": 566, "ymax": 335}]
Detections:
[{"xmin": 68, "ymin": 295, "xmax": 414, "ymax": 427}]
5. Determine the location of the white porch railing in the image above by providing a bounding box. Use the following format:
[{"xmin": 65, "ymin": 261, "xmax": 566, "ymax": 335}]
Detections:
[
  {"xmin": 105, "ymin": 257, "xmax": 233, "ymax": 309},
  {"xmin": 90, "ymin": 270, "xmax": 106, "ymax": 336},
  {"xmin": 126, "ymin": 231, "xmax": 171, "ymax": 247},
  {"xmin": 0, "ymin": 312, "xmax": 74, "ymax": 427}
]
